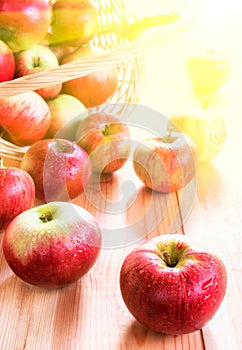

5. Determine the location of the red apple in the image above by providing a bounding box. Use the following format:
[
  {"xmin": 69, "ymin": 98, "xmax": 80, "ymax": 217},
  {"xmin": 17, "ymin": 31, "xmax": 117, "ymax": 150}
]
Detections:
[
  {"xmin": 0, "ymin": 40, "xmax": 15, "ymax": 82},
  {"xmin": 132, "ymin": 132, "xmax": 198, "ymax": 193},
  {"xmin": 0, "ymin": 0, "xmax": 52, "ymax": 52},
  {"xmin": 2, "ymin": 201, "xmax": 102, "ymax": 288},
  {"xmin": 14, "ymin": 45, "xmax": 62, "ymax": 100},
  {"xmin": 0, "ymin": 91, "xmax": 51, "ymax": 146},
  {"xmin": 45, "ymin": 94, "xmax": 87, "ymax": 139},
  {"xmin": 61, "ymin": 45, "xmax": 119, "ymax": 108},
  {"xmin": 76, "ymin": 113, "xmax": 130, "ymax": 174},
  {"xmin": 20, "ymin": 138, "xmax": 92, "ymax": 202},
  {"xmin": 0, "ymin": 164, "xmax": 35, "ymax": 232},
  {"xmin": 49, "ymin": 0, "xmax": 98, "ymax": 46},
  {"xmin": 120, "ymin": 234, "xmax": 227, "ymax": 335}
]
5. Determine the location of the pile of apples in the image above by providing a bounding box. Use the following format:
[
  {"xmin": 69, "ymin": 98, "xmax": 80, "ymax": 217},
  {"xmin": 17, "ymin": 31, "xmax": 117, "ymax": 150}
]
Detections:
[
  {"xmin": 0, "ymin": 0, "xmax": 228, "ymax": 337},
  {"xmin": 0, "ymin": 104, "xmax": 227, "ymax": 335},
  {"xmin": 0, "ymin": 0, "xmax": 119, "ymax": 144}
]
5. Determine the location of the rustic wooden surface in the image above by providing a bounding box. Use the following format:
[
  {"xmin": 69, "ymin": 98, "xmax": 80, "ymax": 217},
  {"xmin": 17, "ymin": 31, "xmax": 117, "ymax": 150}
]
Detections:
[{"xmin": 0, "ymin": 1, "xmax": 242, "ymax": 349}]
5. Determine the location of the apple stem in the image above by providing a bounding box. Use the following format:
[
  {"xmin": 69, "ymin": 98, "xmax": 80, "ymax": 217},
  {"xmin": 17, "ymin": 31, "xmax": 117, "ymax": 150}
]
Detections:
[
  {"xmin": 33, "ymin": 56, "xmax": 41, "ymax": 68},
  {"xmin": 39, "ymin": 213, "xmax": 53, "ymax": 223},
  {"xmin": 101, "ymin": 124, "xmax": 111, "ymax": 136},
  {"xmin": 163, "ymin": 128, "xmax": 173, "ymax": 144},
  {"xmin": 162, "ymin": 251, "xmax": 178, "ymax": 268}
]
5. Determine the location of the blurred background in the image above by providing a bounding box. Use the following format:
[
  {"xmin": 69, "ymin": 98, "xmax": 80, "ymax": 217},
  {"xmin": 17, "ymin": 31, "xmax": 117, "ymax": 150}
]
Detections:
[{"xmin": 128, "ymin": 0, "xmax": 242, "ymax": 110}]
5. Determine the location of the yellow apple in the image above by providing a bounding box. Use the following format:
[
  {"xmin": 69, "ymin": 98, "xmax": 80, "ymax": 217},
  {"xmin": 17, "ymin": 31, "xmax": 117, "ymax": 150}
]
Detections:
[
  {"xmin": 50, "ymin": 0, "xmax": 98, "ymax": 46},
  {"xmin": 186, "ymin": 50, "xmax": 230, "ymax": 94},
  {"xmin": 169, "ymin": 109, "xmax": 226, "ymax": 163}
]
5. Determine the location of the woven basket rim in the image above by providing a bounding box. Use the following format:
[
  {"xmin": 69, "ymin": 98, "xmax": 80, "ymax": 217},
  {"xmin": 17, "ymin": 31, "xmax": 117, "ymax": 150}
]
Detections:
[{"xmin": 0, "ymin": 1, "xmax": 200, "ymax": 98}]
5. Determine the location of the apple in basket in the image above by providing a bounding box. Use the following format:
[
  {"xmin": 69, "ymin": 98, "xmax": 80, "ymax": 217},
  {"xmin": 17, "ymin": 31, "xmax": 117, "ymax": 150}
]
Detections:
[
  {"xmin": 0, "ymin": 91, "xmax": 51, "ymax": 146},
  {"xmin": 20, "ymin": 138, "xmax": 92, "ymax": 203},
  {"xmin": 45, "ymin": 94, "xmax": 88, "ymax": 140},
  {"xmin": 76, "ymin": 113, "xmax": 130, "ymax": 174},
  {"xmin": 132, "ymin": 132, "xmax": 198, "ymax": 193},
  {"xmin": 0, "ymin": 40, "xmax": 15, "ymax": 83},
  {"xmin": 0, "ymin": 164, "xmax": 35, "ymax": 232},
  {"xmin": 0, "ymin": 0, "xmax": 52, "ymax": 52},
  {"xmin": 49, "ymin": 0, "xmax": 98, "ymax": 46},
  {"xmin": 14, "ymin": 45, "xmax": 62, "ymax": 100},
  {"xmin": 61, "ymin": 45, "xmax": 119, "ymax": 108},
  {"xmin": 2, "ymin": 201, "xmax": 102, "ymax": 288},
  {"xmin": 120, "ymin": 234, "xmax": 227, "ymax": 335}
]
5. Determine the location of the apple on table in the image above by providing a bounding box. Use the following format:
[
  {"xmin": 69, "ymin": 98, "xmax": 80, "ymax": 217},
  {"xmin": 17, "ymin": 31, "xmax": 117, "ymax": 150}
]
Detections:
[
  {"xmin": 2, "ymin": 201, "xmax": 102, "ymax": 288},
  {"xmin": 0, "ymin": 40, "xmax": 15, "ymax": 83},
  {"xmin": 0, "ymin": 0, "xmax": 52, "ymax": 52},
  {"xmin": 132, "ymin": 131, "xmax": 198, "ymax": 193},
  {"xmin": 0, "ymin": 91, "xmax": 51, "ymax": 146},
  {"xmin": 20, "ymin": 138, "xmax": 92, "ymax": 203},
  {"xmin": 14, "ymin": 45, "xmax": 62, "ymax": 100},
  {"xmin": 76, "ymin": 113, "xmax": 131, "ymax": 174},
  {"xmin": 0, "ymin": 161, "xmax": 35, "ymax": 232},
  {"xmin": 120, "ymin": 234, "xmax": 227, "ymax": 335}
]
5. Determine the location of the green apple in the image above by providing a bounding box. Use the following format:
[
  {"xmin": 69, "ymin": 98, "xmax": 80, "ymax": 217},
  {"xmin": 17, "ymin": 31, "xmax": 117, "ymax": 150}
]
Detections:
[
  {"xmin": 50, "ymin": 0, "xmax": 98, "ymax": 46},
  {"xmin": 186, "ymin": 50, "xmax": 230, "ymax": 93},
  {"xmin": 45, "ymin": 94, "xmax": 88, "ymax": 140},
  {"xmin": 14, "ymin": 45, "xmax": 62, "ymax": 100}
]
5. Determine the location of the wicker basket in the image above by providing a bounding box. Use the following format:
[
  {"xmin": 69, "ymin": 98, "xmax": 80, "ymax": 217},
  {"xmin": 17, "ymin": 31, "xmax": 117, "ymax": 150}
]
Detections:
[{"xmin": 0, "ymin": 0, "xmax": 200, "ymax": 161}]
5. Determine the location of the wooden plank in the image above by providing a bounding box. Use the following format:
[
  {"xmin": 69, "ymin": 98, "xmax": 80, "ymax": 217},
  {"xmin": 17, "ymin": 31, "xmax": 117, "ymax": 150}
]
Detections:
[{"xmin": 178, "ymin": 122, "xmax": 242, "ymax": 350}]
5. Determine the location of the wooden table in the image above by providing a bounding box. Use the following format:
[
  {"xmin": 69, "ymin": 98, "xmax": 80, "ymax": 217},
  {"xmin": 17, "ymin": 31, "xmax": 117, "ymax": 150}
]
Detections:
[{"xmin": 0, "ymin": 2, "xmax": 242, "ymax": 349}]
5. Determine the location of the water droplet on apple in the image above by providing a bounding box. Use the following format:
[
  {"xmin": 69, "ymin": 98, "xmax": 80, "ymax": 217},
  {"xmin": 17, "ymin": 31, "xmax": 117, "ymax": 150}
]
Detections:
[{"xmin": 202, "ymin": 278, "xmax": 213, "ymax": 290}]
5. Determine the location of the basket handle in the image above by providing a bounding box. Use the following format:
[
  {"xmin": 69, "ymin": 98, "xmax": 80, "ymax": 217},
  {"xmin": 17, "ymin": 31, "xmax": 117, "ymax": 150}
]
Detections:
[{"xmin": 97, "ymin": 12, "xmax": 181, "ymax": 41}]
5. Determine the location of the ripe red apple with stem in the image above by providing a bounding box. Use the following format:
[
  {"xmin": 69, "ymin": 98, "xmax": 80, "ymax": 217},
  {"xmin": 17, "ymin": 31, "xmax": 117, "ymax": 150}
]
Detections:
[
  {"xmin": 20, "ymin": 138, "xmax": 92, "ymax": 203},
  {"xmin": 0, "ymin": 40, "xmax": 15, "ymax": 82},
  {"xmin": 76, "ymin": 113, "xmax": 130, "ymax": 174},
  {"xmin": 133, "ymin": 131, "xmax": 198, "ymax": 193},
  {"xmin": 0, "ymin": 0, "xmax": 52, "ymax": 52},
  {"xmin": 0, "ymin": 159, "xmax": 35, "ymax": 232},
  {"xmin": 0, "ymin": 91, "xmax": 51, "ymax": 146},
  {"xmin": 14, "ymin": 45, "xmax": 62, "ymax": 100},
  {"xmin": 120, "ymin": 234, "xmax": 227, "ymax": 335},
  {"xmin": 2, "ymin": 201, "xmax": 102, "ymax": 288}
]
